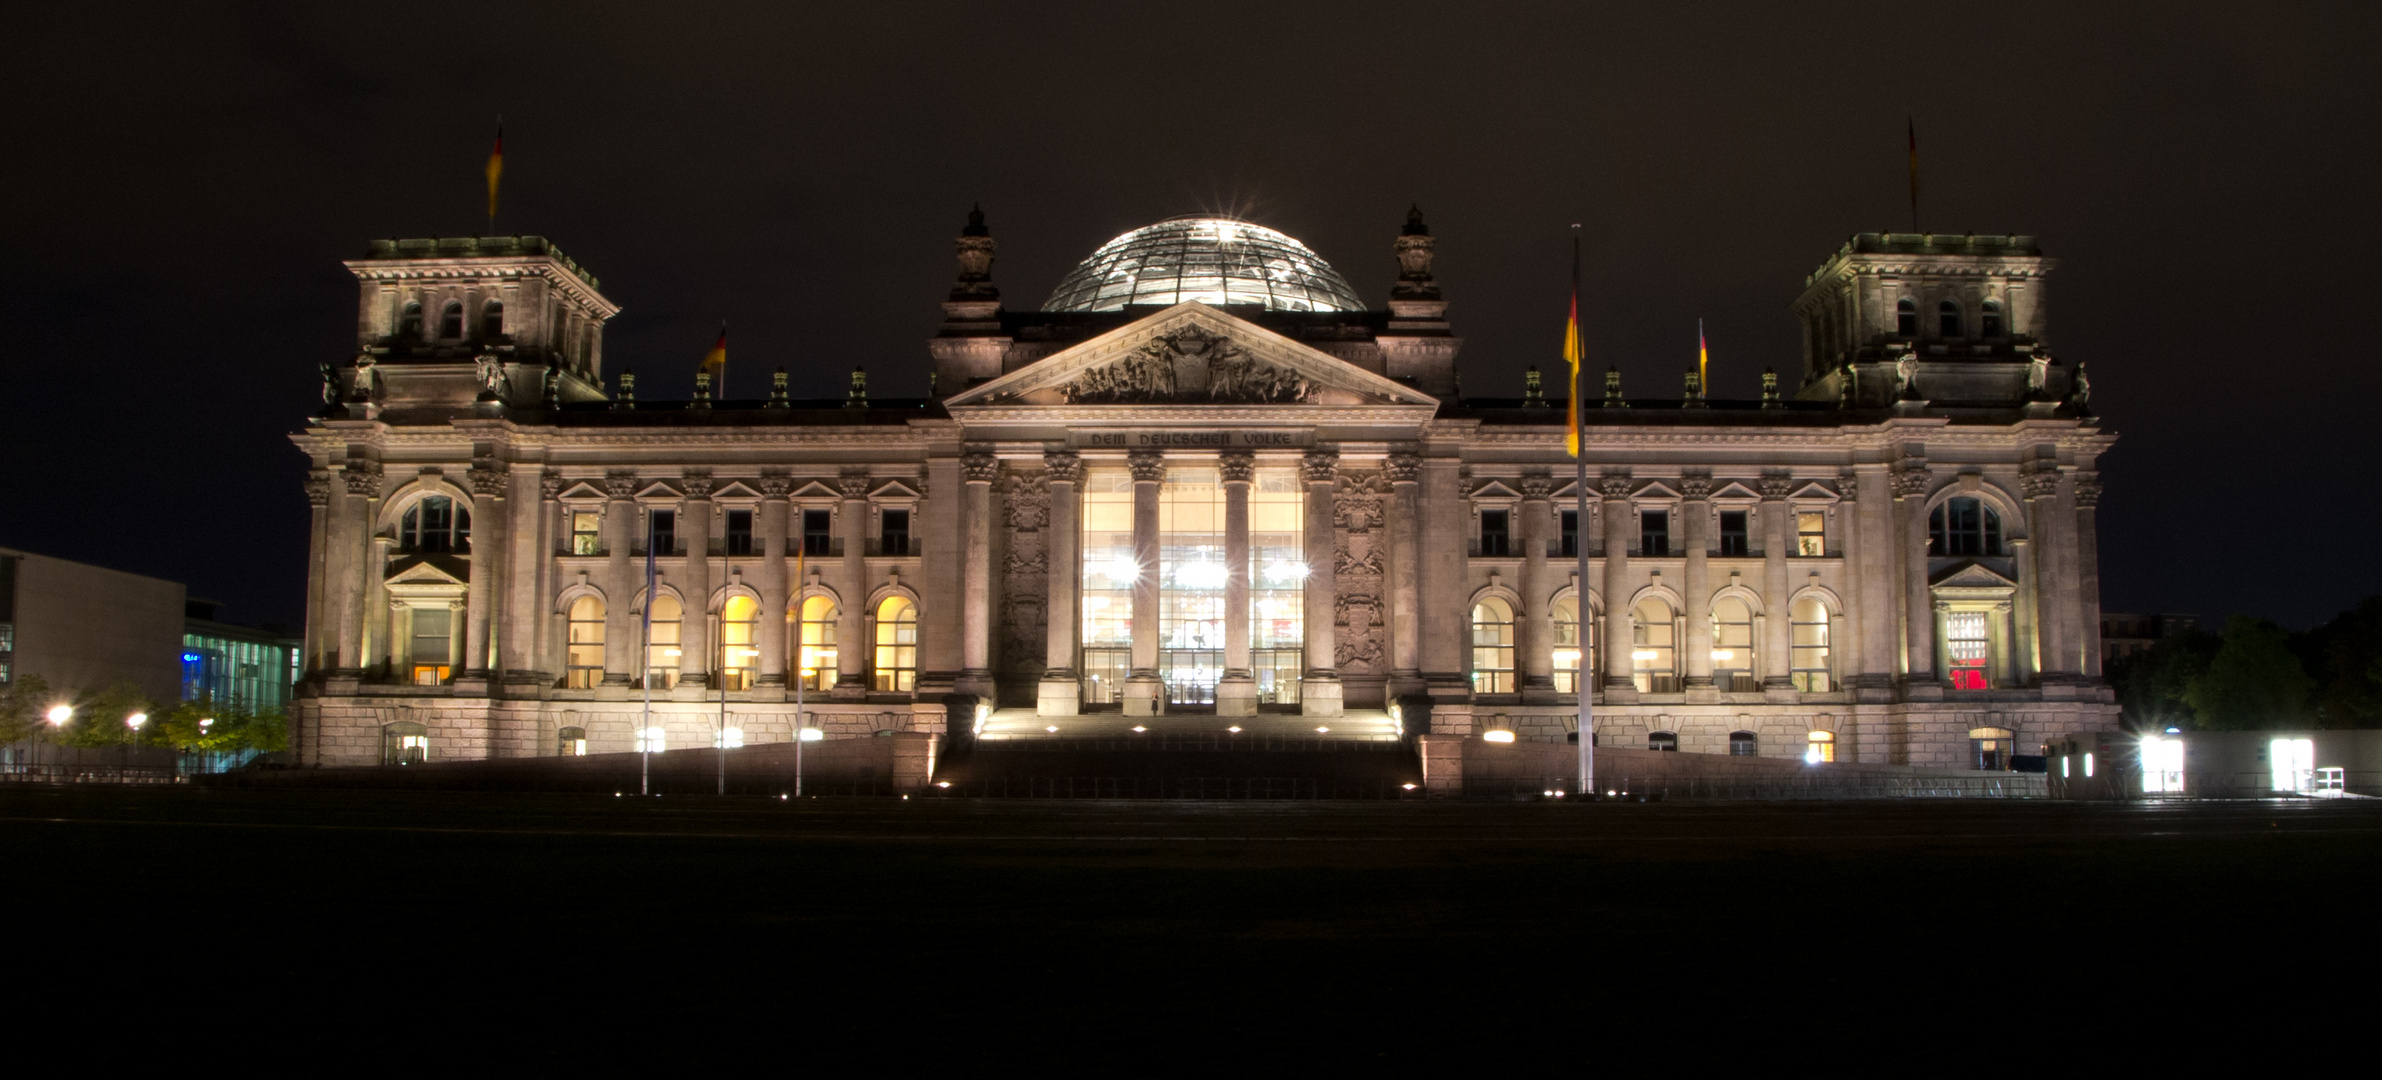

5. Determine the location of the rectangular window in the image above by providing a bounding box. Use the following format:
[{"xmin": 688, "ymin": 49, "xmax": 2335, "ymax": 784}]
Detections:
[
  {"xmin": 1248, "ymin": 468, "xmax": 1305, "ymax": 706},
  {"xmin": 879, "ymin": 508, "xmax": 910, "ymax": 555},
  {"xmin": 1639, "ymin": 510, "xmax": 1670, "ymax": 557},
  {"xmin": 409, "ymin": 607, "xmax": 451, "ymax": 685},
  {"xmin": 724, "ymin": 509, "xmax": 754, "ymax": 556},
  {"xmin": 802, "ymin": 509, "xmax": 833, "ymax": 557},
  {"xmin": 1718, "ymin": 511, "xmax": 1749, "ymax": 557},
  {"xmin": 1560, "ymin": 510, "xmax": 1579, "ymax": 558},
  {"xmin": 1797, "ymin": 512, "xmax": 1826, "ymax": 556},
  {"xmin": 1946, "ymin": 611, "xmax": 1990, "ymax": 690},
  {"xmin": 1478, "ymin": 509, "xmax": 1511, "ymax": 557},
  {"xmin": 647, "ymin": 510, "xmax": 676, "ymax": 556},
  {"xmin": 1080, "ymin": 469, "xmax": 1136, "ymax": 705},
  {"xmin": 571, "ymin": 511, "xmax": 601, "ymax": 555}
]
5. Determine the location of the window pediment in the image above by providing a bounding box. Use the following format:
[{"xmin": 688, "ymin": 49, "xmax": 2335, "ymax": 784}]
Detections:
[{"xmin": 1930, "ymin": 559, "xmax": 2016, "ymax": 591}]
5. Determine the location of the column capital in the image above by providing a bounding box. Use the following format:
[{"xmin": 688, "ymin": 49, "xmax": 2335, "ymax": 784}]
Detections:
[
  {"xmin": 2020, "ymin": 463, "xmax": 2060, "ymax": 500},
  {"xmin": 837, "ymin": 469, "xmax": 872, "ymax": 500},
  {"xmin": 1836, "ymin": 468, "xmax": 1859, "ymax": 501},
  {"xmin": 304, "ymin": 472, "xmax": 334, "ymax": 507},
  {"xmin": 681, "ymin": 468, "xmax": 715, "ymax": 500},
  {"xmin": 758, "ymin": 470, "xmax": 792, "ymax": 500},
  {"xmin": 2071, "ymin": 471, "xmax": 2101, "ymax": 508},
  {"xmin": 540, "ymin": 470, "xmax": 564, "ymax": 500},
  {"xmin": 1597, "ymin": 470, "xmax": 1634, "ymax": 500},
  {"xmin": 1218, "ymin": 450, "xmax": 1255, "ymax": 484},
  {"xmin": 1676, "ymin": 470, "xmax": 1711, "ymax": 501},
  {"xmin": 1044, "ymin": 449, "xmax": 1084, "ymax": 484},
  {"xmin": 1127, "ymin": 449, "xmax": 1167, "ymax": 482},
  {"xmin": 1757, "ymin": 469, "xmax": 1793, "ymax": 502},
  {"xmin": 343, "ymin": 461, "xmax": 383, "ymax": 498},
  {"xmin": 1384, "ymin": 451, "xmax": 1421, "ymax": 484},
  {"xmin": 1891, "ymin": 461, "xmax": 1932, "ymax": 499},
  {"xmin": 962, "ymin": 451, "xmax": 1002, "ymax": 484},
  {"xmin": 1301, "ymin": 446, "xmax": 1339, "ymax": 484},
  {"xmin": 604, "ymin": 469, "xmax": 639, "ymax": 499},
  {"xmin": 469, "ymin": 464, "xmax": 508, "ymax": 498}
]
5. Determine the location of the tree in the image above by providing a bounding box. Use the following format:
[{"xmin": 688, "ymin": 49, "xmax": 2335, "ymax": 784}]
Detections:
[
  {"xmin": 157, "ymin": 696, "xmax": 288, "ymax": 753},
  {"xmin": 2184, "ymin": 616, "xmax": 2314, "ymax": 731},
  {"xmin": 50, "ymin": 683, "xmax": 162, "ymax": 748},
  {"xmin": 2293, "ymin": 597, "xmax": 2382, "ymax": 729},
  {"xmin": 2109, "ymin": 629, "xmax": 2216, "ymax": 732},
  {"xmin": 0, "ymin": 674, "xmax": 58, "ymax": 744}
]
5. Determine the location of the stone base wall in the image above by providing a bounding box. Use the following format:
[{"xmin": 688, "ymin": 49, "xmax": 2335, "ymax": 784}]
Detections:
[
  {"xmin": 294, "ymin": 694, "xmax": 947, "ymax": 768},
  {"xmin": 1460, "ymin": 701, "xmax": 2118, "ymax": 771}
]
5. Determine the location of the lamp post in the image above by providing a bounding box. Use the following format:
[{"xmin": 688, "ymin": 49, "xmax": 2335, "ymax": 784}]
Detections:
[{"xmin": 125, "ymin": 712, "xmax": 148, "ymax": 781}]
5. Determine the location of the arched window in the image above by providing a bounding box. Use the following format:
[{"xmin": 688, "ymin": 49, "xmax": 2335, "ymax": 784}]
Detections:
[
  {"xmin": 438, "ymin": 301, "xmax": 464, "ymax": 340},
  {"xmin": 1470, "ymin": 598, "xmax": 1516, "ymax": 694},
  {"xmin": 1928, "ymin": 497, "xmax": 2003, "ymax": 556},
  {"xmin": 645, "ymin": 595, "xmax": 682, "ymax": 690},
  {"xmin": 1648, "ymin": 731, "xmax": 1679, "ymax": 752},
  {"xmin": 1938, "ymin": 299, "xmax": 1962, "ymax": 338},
  {"xmin": 1729, "ymin": 731, "xmax": 1758, "ymax": 757},
  {"xmin": 1710, "ymin": 596, "xmax": 1755, "ymax": 692},
  {"xmin": 565, "ymin": 596, "xmax": 604, "ymax": 689},
  {"xmin": 1632, "ymin": 598, "xmax": 1677, "ymax": 693},
  {"xmin": 872, "ymin": 596, "xmax": 918, "ymax": 692},
  {"xmin": 1970, "ymin": 726, "xmax": 2015, "ymax": 771},
  {"xmin": 795, "ymin": 596, "xmax": 838, "ymax": 692},
  {"xmin": 1895, "ymin": 298, "xmax": 1917, "ymax": 337},
  {"xmin": 399, "ymin": 495, "xmax": 471, "ymax": 553},
  {"xmin": 383, "ymin": 721, "xmax": 428, "ymax": 765},
  {"xmin": 398, "ymin": 301, "xmax": 423, "ymax": 339},
  {"xmin": 1805, "ymin": 729, "xmax": 1836, "ymax": 764},
  {"xmin": 557, "ymin": 725, "xmax": 587, "ymax": 757},
  {"xmin": 719, "ymin": 595, "xmax": 758, "ymax": 691},
  {"xmin": 1552, "ymin": 596, "xmax": 1590, "ymax": 694},
  {"xmin": 1980, "ymin": 300, "xmax": 2003, "ymax": 338},
  {"xmin": 481, "ymin": 299, "xmax": 505, "ymax": 339},
  {"xmin": 1790, "ymin": 596, "xmax": 1832, "ymax": 692}
]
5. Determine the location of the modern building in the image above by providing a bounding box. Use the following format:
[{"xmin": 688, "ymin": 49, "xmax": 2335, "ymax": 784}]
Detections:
[
  {"xmin": 289, "ymin": 211, "xmax": 2118, "ymax": 769},
  {"xmin": 181, "ymin": 599, "xmax": 301, "ymax": 712},
  {"xmin": 2099, "ymin": 612, "xmax": 2198, "ymax": 665},
  {"xmin": 0, "ymin": 547, "xmax": 185, "ymax": 706}
]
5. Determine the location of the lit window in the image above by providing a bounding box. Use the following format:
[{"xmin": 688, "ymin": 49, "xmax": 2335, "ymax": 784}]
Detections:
[
  {"xmin": 1895, "ymin": 298, "xmax": 1917, "ymax": 336},
  {"xmin": 1946, "ymin": 611, "xmax": 1990, "ymax": 690},
  {"xmin": 1470, "ymin": 598, "xmax": 1516, "ymax": 694},
  {"xmin": 1970, "ymin": 726, "xmax": 2014, "ymax": 771},
  {"xmin": 400, "ymin": 495, "xmax": 471, "ymax": 553},
  {"xmin": 1718, "ymin": 511, "xmax": 1749, "ymax": 557},
  {"xmin": 557, "ymin": 725, "xmax": 587, "ymax": 757},
  {"xmin": 1938, "ymin": 300, "xmax": 1962, "ymax": 338},
  {"xmin": 796, "ymin": 595, "xmax": 839, "ymax": 692},
  {"xmin": 565, "ymin": 596, "xmax": 604, "ymax": 689},
  {"xmin": 1710, "ymin": 597, "xmax": 1755, "ymax": 692},
  {"xmin": 2141, "ymin": 736, "xmax": 2185, "ymax": 794},
  {"xmin": 1796, "ymin": 512, "xmax": 1825, "ymax": 556},
  {"xmin": 719, "ymin": 595, "xmax": 758, "ymax": 691},
  {"xmin": 2270, "ymin": 737, "xmax": 2314, "ymax": 793},
  {"xmin": 635, "ymin": 726, "xmax": 666, "ymax": 754},
  {"xmin": 645, "ymin": 594, "xmax": 682, "ymax": 689},
  {"xmin": 481, "ymin": 299, "xmax": 505, "ymax": 339},
  {"xmin": 438, "ymin": 301, "xmax": 464, "ymax": 339},
  {"xmin": 571, "ymin": 511, "xmax": 602, "ymax": 555},
  {"xmin": 1649, "ymin": 731, "xmax": 1678, "ymax": 752},
  {"xmin": 1929, "ymin": 497, "xmax": 2003, "ymax": 556},
  {"xmin": 383, "ymin": 721, "xmax": 428, "ymax": 765},
  {"xmin": 409, "ymin": 607, "xmax": 451, "ymax": 685},
  {"xmin": 873, "ymin": 596, "xmax": 918, "ymax": 692},
  {"xmin": 715, "ymin": 726, "xmax": 745, "ymax": 749},
  {"xmin": 1805, "ymin": 730, "xmax": 1835, "ymax": 764},
  {"xmin": 1552, "ymin": 596, "xmax": 1588, "ymax": 694},
  {"xmin": 1790, "ymin": 597, "xmax": 1832, "ymax": 692},
  {"xmin": 1729, "ymin": 731, "xmax": 1758, "ymax": 757},
  {"xmin": 1631, "ymin": 598, "xmax": 1677, "ymax": 693}
]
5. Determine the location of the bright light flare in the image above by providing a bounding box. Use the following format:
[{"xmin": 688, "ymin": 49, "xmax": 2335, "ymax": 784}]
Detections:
[
  {"xmin": 125, "ymin": 713, "xmax": 147, "ymax": 729},
  {"xmin": 1483, "ymin": 730, "xmax": 1516, "ymax": 743},
  {"xmin": 798, "ymin": 728, "xmax": 825, "ymax": 742},
  {"xmin": 46, "ymin": 705, "xmax": 71, "ymax": 724}
]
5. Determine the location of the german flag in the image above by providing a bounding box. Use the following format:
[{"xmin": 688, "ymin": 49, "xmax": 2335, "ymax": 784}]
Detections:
[
  {"xmin": 700, "ymin": 328, "xmax": 727, "ymax": 382},
  {"xmin": 485, "ymin": 121, "xmax": 504, "ymax": 222},
  {"xmin": 1564, "ymin": 288, "xmax": 1583, "ymax": 457}
]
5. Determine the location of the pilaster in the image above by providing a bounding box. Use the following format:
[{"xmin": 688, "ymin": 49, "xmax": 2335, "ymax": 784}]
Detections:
[
  {"xmin": 1680, "ymin": 471, "xmax": 1715, "ymax": 693},
  {"xmin": 958, "ymin": 451, "xmax": 1000, "ymax": 697},
  {"xmin": 835, "ymin": 470, "xmax": 871, "ymax": 697},
  {"xmin": 1300, "ymin": 447, "xmax": 1342, "ymax": 717},
  {"xmin": 1892, "ymin": 456, "xmax": 1935, "ymax": 685},
  {"xmin": 756, "ymin": 472, "xmax": 791, "ymax": 694},
  {"xmin": 1384, "ymin": 450, "xmax": 1424, "ymax": 699},
  {"xmin": 1039, "ymin": 451, "xmax": 1085, "ymax": 716},
  {"xmin": 1598, "ymin": 471, "xmax": 1636, "ymax": 701},
  {"xmin": 677, "ymin": 469, "xmax": 714, "ymax": 690},
  {"xmin": 1215, "ymin": 451, "xmax": 1256, "ymax": 717},
  {"xmin": 1758, "ymin": 470, "xmax": 1794, "ymax": 689},
  {"xmin": 601, "ymin": 470, "xmax": 637, "ymax": 685},
  {"xmin": 1518, "ymin": 471, "xmax": 1557, "ymax": 702},
  {"xmin": 1123, "ymin": 450, "xmax": 1165, "ymax": 716}
]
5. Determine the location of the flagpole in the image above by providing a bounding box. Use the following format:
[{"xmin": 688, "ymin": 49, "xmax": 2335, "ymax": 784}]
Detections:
[
  {"xmin": 1571, "ymin": 224, "xmax": 1594, "ymax": 799},
  {"xmin": 718, "ymin": 608, "xmax": 728, "ymax": 796},
  {"xmin": 640, "ymin": 537, "xmax": 654, "ymax": 796},
  {"xmin": 1907, "ymin": 116, "xmax": 1920, "ymax": 234},
  {"xmin": 794, "ymin": 546, "xmax": 805, "ymax": 798}
]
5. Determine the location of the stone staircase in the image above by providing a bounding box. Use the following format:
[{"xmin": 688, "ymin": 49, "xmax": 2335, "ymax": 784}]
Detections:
[{"xmin": 934, "ymin": 708, "xmax": 1420, "ymax": 798}]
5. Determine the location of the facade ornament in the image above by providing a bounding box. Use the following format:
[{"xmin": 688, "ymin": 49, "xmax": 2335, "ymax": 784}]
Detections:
[
  {"xmin": 1891, "ymin": 460, "xmax": 1932, "ymax": 499},
  {"xmin": 304, "ymin": 472, "xmax": 334, "ymax": 507},
  {"xmin": 1044, "ymin": 450, "xmax": 1085, "ymax": 485},
  {"xmin": 1603, "ymin": 366, "xmax": 1628, "ymax": 408},
  {"xmin": 469, "ymin": 464, "xmax": 508, "ymax": 498},
  {"xmin": 1519, "ymin": 471, "xmax": 1554, "ymax": 500},
  {"xmin": 2072, "ymin": 471, "xmax": 2101, "ymax": 509},
  {"xmin": 473, "ymin": 352, "xmax": 503, "ymax": 401},
  {"xmin": 1061, "ymin": 325, "xmax": 1315, "ymax": 405},
  {"xmin": 542, "ymin": 362, "xmax": 560, "ymax": 410},
  {"xmin": 1598, "ymin": 470, "xmax": 1634, "ymax": 500},
  {"xmin": 1683, "ymin": 369, "xmax": 1707, "ymax": 406},
  {"xmin": 2067, "ymin": 361, "xmax": 2092, "ymax": 414},
  {"xmin": 846, "ymin": 365, "xmax": 869, "ymax": 408},
  {"xmin": 1522, "ymin": 366, "xmax": 1546, "ymax": 407},
  {"xmin": 604, "ymin": 469, "xmax": 639, "ymax": 500},
  {"xmin": 541, "ymin": 470, "xmax": 565, "ymax": 500},
  {"xmin": 343, "ymin": 460, "xmax": 384, "ymax": 498},
  {"xmin": 614, "ymin": 369, "xmax": 636, "ymax": 410},
  {"xmin": 837, "ymin": 470, "xmax": 872, "ymax": 500},
  {"xmin": 962, "ymin": 452, "xmax": 1002, "ymax": 484},
  {"xmin": 1301, "ymin": 447, "xmax": 1340, "ymax": 484},
  {"xmin": 1836, "ymin": 468, "xmax": 1859, "ymax": 501},
  {"xmin": 769, "ymin": 366, "xmax": 789, "ymax": 407},
  {"xmin": 1391, "ymin": 205, "xmax": 1439, "ymax": 300},
  {"xmin": 1216, "ymin": 451, "xmax": 1255, "ymax": 484},
  {"xmin": 1757, "ymin": 470, "xmax": 1793, "ymax": 502},
  {"xmin": 318, "ymin": 361, "xmax": 340, "ymax": 410},
  {"xmin": 1761, "ymin": 368, "xmax": 1783, "ymax": 409},
  {"xmin": 2027, "ymin": 352, "xmax": 2052, "ymax": 399},
  {"xmin": 2021, "ymin": 463, "xmax": 2061, "ymax": 500},
  {"xmin": 681, "ymin": 469, "xmax": 715, "ymax": 500},
  {"xmin": 1333, "ymin": 479, "xmax": 1384, "ymax": 533},
  {"xmin": 1838, "ymin": 360, "xmax": 1856, "ymax": 407},
  {"xmin": 691, "ymin": 370, "xmax": 713, "ymax": 408},
  {"xmin": 1127, "ymin": 449, "xmax": 1167, "ymax": 483},
  {"xmin": 1384, "ymin": 451, "xmax": 1421, "ymax": 484},
  {"xmin": 951, "ymin": 204, "xmax": 998, "ymax": 301},
  {"xmin": 1895, "ymin": 354, "xmax": 1919, "ymax": 400},
  {"xmin": 347, "ymin": 351, "xmax": 380, "ymax": 402},
  {"xmin": 758, "ymin": 471, "xmax": 793, "ymax": 499},
  {"xmin": 1002, "ymin": 472, "xmax": 1051, "ymax": 531}
]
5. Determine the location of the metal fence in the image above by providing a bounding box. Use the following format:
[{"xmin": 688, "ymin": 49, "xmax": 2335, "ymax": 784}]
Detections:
[{"xmin": 927, "ymin": 776, "xmax": 1425, "ymax": 800}]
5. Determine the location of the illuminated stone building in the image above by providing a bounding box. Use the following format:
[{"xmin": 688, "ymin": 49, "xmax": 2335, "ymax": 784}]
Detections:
[{"xmin": 290, "ymin": 212, "xmax": 2116, "ymax": 770}]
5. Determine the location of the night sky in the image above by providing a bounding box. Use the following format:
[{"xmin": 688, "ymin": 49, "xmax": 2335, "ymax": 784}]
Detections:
[{"xmin": 3, "ymin": 3, "xmax": 2376, "ymax": 633}]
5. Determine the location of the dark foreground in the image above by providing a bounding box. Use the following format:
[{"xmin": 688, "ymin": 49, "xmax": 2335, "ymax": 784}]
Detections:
[{"xmin": 7, "ymin": 788, "xmax": 2374, "ymax": 1066}]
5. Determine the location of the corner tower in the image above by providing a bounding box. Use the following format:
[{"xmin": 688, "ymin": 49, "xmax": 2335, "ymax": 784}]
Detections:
[
  {"xmin": 1791, "ymin": 232, "xmax": 2057, "ymax": 407},
  {"xmin": 335, "ymin": 236, "xmax": 618, "ymax": 416}
]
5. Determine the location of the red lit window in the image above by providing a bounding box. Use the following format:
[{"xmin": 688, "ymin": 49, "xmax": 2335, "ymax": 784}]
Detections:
[{"xmin": 1946, "ymin": 611, "xmax": 1989, "ymax": 689}]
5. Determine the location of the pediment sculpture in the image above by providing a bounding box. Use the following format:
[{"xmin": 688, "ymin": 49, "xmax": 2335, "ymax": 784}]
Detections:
[{"xmin": 1061, "ymin": 325, "xmax": 1316, "ymax": 405}]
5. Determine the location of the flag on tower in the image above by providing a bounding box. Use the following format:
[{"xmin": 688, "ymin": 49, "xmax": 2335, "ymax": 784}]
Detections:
[
  {"xmin": 1563, "ymin": 291, "xmax": 1583, "ymax": 458},
  {"xmin": 485, "ymin": 121, "xmax": 504, "ymax": 223},
  {"xmin": 700, "ymin": 328, "xmax": 727, "ymax": 380},
  {"xmin": 1698, "ymin": 319, "xmax": 1709, "ymax": 391}
]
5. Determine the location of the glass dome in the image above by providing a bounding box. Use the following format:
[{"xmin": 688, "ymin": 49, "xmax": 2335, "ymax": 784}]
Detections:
[{"xmin": 1041, "ymin": 216, "xmax": 1365, "ymax": 314}]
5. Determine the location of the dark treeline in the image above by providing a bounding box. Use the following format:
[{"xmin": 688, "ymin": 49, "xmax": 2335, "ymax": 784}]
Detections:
[{"xmin": 2112, "ymin": 598, "xmax": 2382, "ymax": 732}]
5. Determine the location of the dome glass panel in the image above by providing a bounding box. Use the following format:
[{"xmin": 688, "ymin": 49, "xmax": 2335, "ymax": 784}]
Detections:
[{"xmin": 1042, "ymin": 217, "xmax": 1365, "ymax": 314}]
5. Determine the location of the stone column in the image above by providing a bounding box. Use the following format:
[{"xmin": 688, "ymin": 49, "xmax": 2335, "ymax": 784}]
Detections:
[
  {"xmin": 462, "ymin": 462, "xmax": 506, "ymax": 678},
  {"xmin": 1039, "ymin": 451, "xmax": 1085, "ymax": 716},
  {"xmin": 836, "ymin": 470, "xmax": 871, "ymax": 695},
  {"xmin": 1599, "ymin": 472, "xmax": 1635, "ymax": 698},
  {"xmin": 959, "ymin": 451, "xmax": 1000, "ymax": 696},
  {"xmin": 499, "ymin": 469, "xmax": 551, "ymax": 683},
  {"xmin": 1519, "ymin": 472, "xmax": 1556, "ymax": 701},
  {"xmin": 303, "ymin": 472, "xmax": 331, "ymax": 675},
  {"xmin": 2073, "ymin": 471, "xmax": 2104, "ymax": 678},
  {"xmin": 601, "ymin": 470, "xmax": 637, "ymax": 685},
  {"xmin": 369, "ymin": 536, "xmax": 394, "ymax": 675},
  {"xmin": 1853, "ymin": 464, "xmax": 1897, "ymax": 690},
  {"xmin": 1215, "ymin": 451, "xmax": 1256, "ymax": 716},
  {"xmin": 1834, "ymin": 469, "xmax": 1865, "ymax": 688},
  {"xmin": 1680, "ymin": 473, "xmax": 1715, "ymax": 691},
  {"xmin": 1123, "ymin": 450, "xmax": 1165, "ymax": 716},
  {"xmin": 1385, "ymin": 451, "xmax": 1423, "ymax": 697},
  {"xmin": 678, "ymin": 471, "xmax": 715, "ymax": 690},
  {"xmin": 1893, "ymin": 459, "xmax": 1935, "ymax": 684},
  {"xmin": 2022, "ymin": 463, "xmax": 2068, "ymax": 681},
  {"xmin": 2011, "ymin": 531, "xmax": 2038, "ymax": 686},
  {"xmin": 1300, "ymin": 447, "xmax": 1342, "ymax": 717},
  {"xmin": 331, "ymin": 461, "xmax": 381, "ymax": 673},
  {"xmin": 756, "ymin": 473, "xmax": 791, "ymax": 690},
  {"xmin": 1992, "ymin": 600, "xmax": 2017, "ymax": 688},
  {"xmin": 1759, "ymin": 471, "xmax": 1794, "ymax": 689}
]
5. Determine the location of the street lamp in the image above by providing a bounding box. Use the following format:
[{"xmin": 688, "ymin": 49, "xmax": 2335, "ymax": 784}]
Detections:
[
  {"xmin": 45, "ymin": 705, "xmax": 71, "ymax": 726},
  {"xmin": 125, "ymin": 712, "xmax": 148, "ymax": 775}
]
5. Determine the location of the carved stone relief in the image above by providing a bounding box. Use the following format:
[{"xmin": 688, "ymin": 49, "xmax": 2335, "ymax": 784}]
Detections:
[
  {"xmin": 1061, "ymin": 325, "xmax": 1316, "ymax": 404},
  {"xmin": 1332, "ymin": 477, "xmax": 1387, "ymax": 675}
]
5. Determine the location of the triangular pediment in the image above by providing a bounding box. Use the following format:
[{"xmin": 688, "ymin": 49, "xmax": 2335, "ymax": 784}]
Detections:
[
  {"xmin": 1710, "ymin": 482, "xmax": 1763, "ymax": 502},
  {"xmin": 1931, "ymin": 560, "xmax": 2017, "ymax": 590},
  {"xmin": 634, "ymin": 480, "xmax": 681, "ymax": 500},
  {"xmin": 385, "ymin": 555, "xmax": 469, "ymax": 587},
  {"xmin": 712, "ymin": 481, "xmax": 762, "ymax": 500},
  {"xmin": 1789, "ymin": 481, "xmax": 1841, "ymax": 502},
  {"xmin": 945, "ymin": 302, "xmax": 1438, "ymax": 408},
  {"xmin": 1471, "ymin": 480, "xmax": 1522, "ymax": 499},
  {"xmin": 1632, "ymin": 481, "xmax": 1683, "ymax": 500},
  {"xmin": 869, "ymin": 480, "xmax": 922, "ymax": 500},
  {"xmin": 789, "ymin": 480, "xmax": 841, "ymax": 500},
  {"xmin": 557, "ymin": 481, "xmax": 607, "ymax": 501}
]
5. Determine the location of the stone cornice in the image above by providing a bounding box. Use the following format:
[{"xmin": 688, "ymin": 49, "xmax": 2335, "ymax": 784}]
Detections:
[{"xmin": 946, "ymin": 404, "xmax": 1437, "ymax": 426}]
